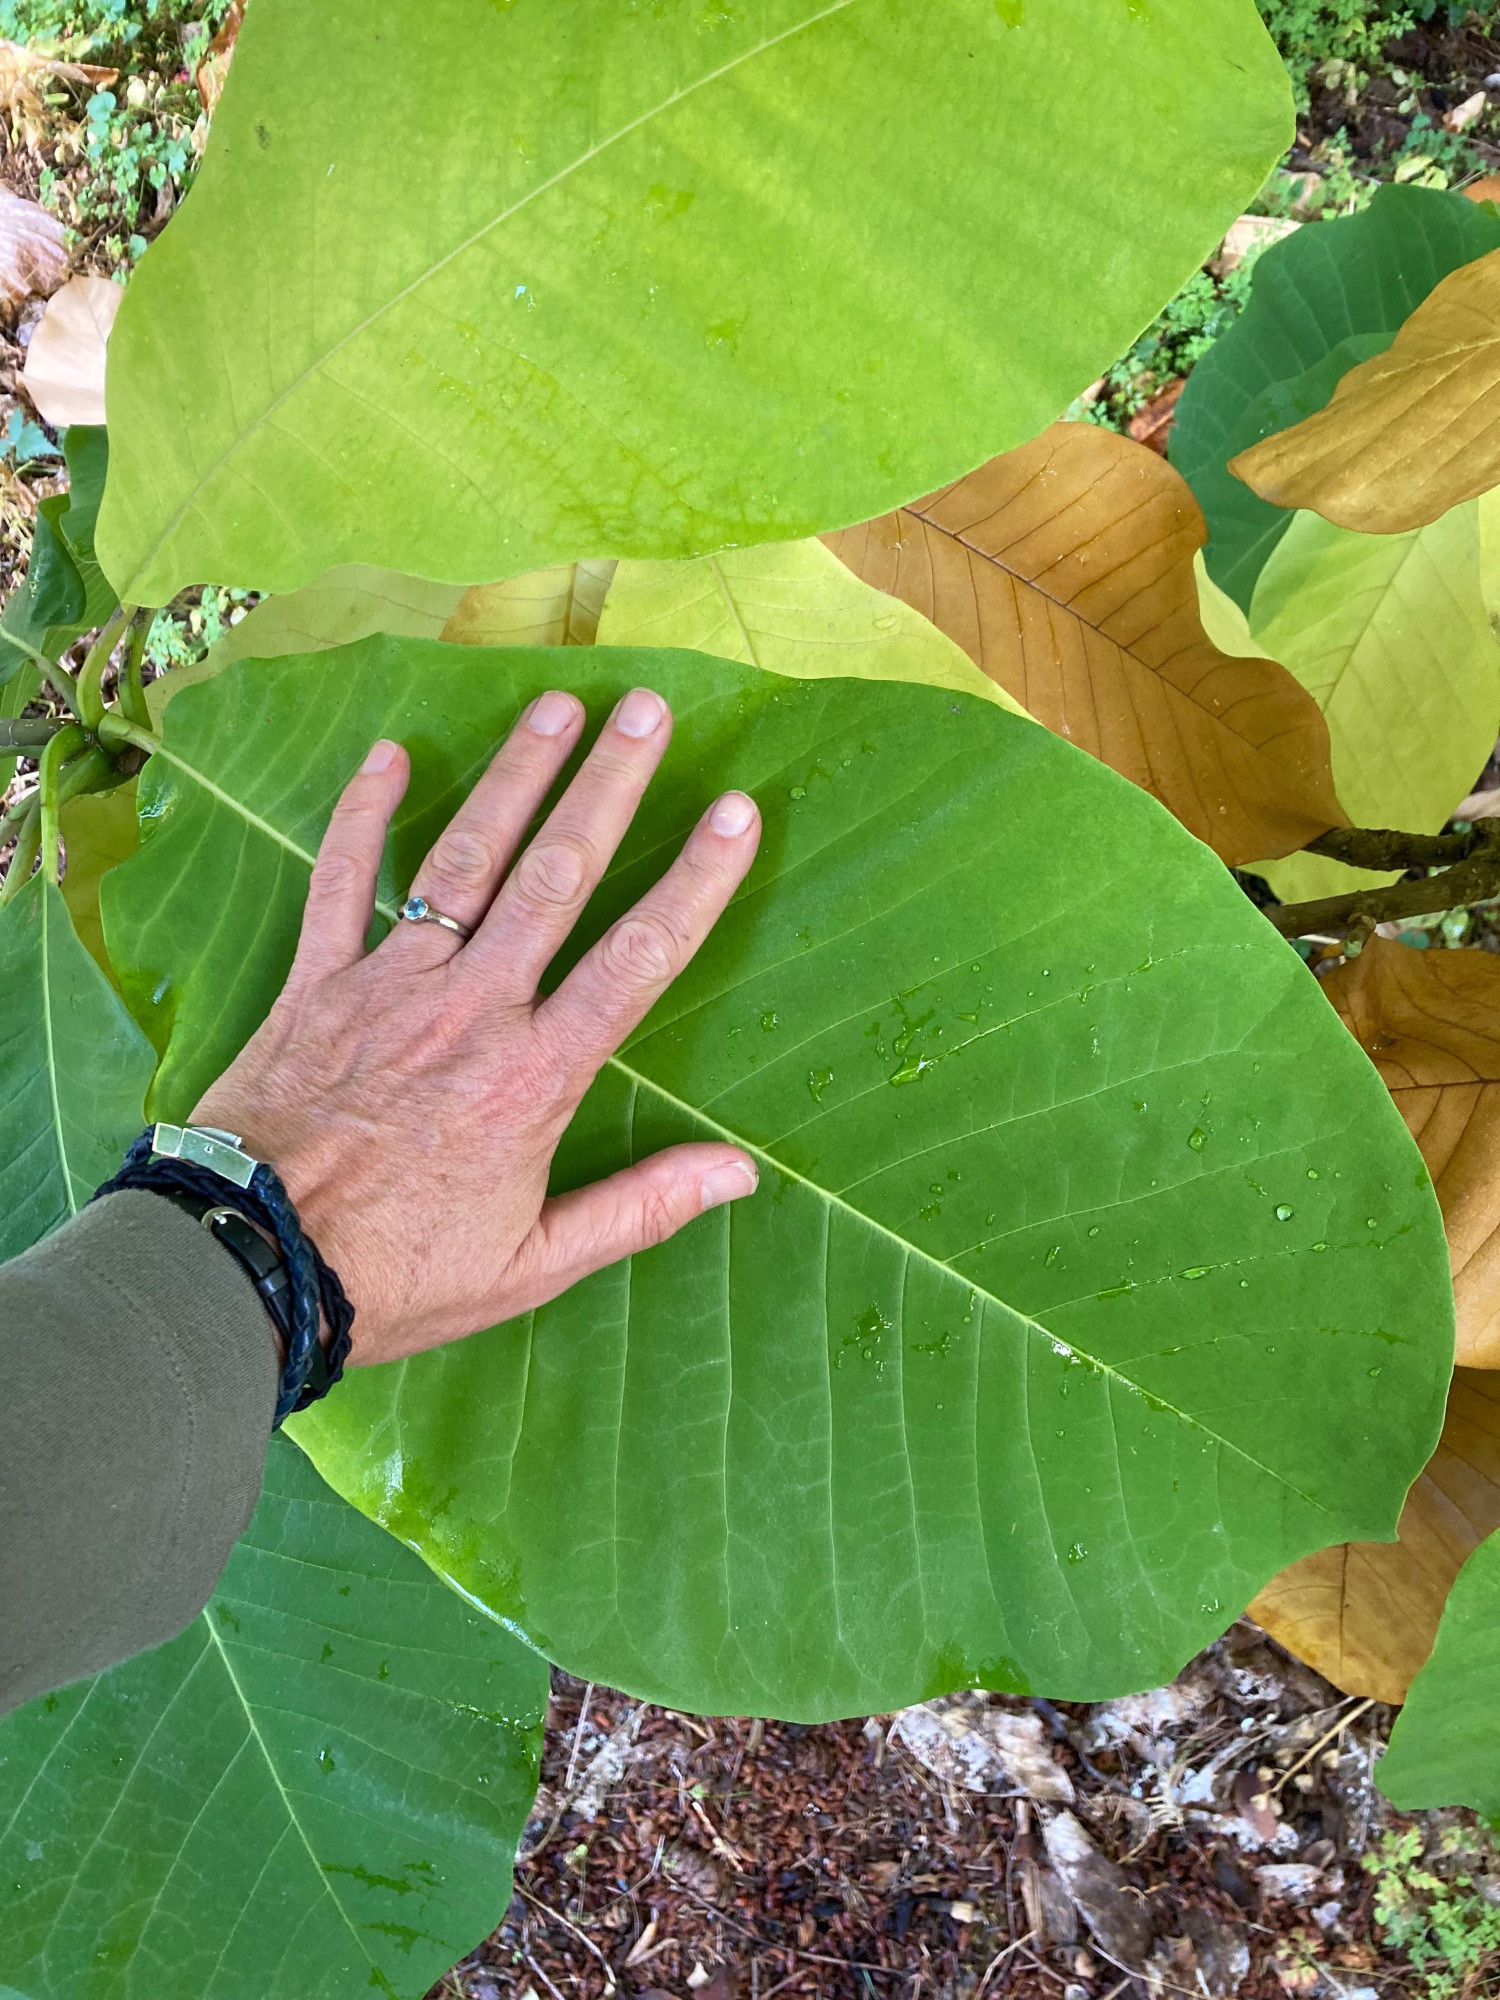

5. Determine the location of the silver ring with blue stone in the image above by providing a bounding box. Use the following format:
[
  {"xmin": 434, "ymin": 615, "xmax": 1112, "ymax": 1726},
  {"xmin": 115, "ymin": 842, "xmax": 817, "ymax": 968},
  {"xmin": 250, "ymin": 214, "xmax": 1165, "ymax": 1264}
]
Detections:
[{"xmin": 397, "ymin": 895, "xmax": 473, "ymax": 942}]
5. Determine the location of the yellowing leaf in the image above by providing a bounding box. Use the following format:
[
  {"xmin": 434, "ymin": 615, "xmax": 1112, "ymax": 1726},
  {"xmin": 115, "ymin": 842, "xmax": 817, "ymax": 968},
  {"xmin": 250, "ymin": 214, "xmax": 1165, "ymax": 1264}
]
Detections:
[
  {"xmin": 1193, "ymin": 551, "xmax": 1271, "ymax": 661},
  {"xmin": 1249, "ymin": 503, "xmax": 1500, "ymax": 905},
  {"xmin": 442, "ymin": 561, "xmax": 617, "ymax": 648},
  {"xmin": 1329, "ymin": 937, "xmax": 1500, "ymax": 1370},
  {"xmin": 1229, "ymin": 248, "xmax": 1500, "ymax": 535},
  {"xmin": 596, "ymin": 538, "xmax": 1030, "ymax": 717},
  {"xmin": 58, "ymin": 782, "xmax": 138, "ymax": 985},
  {"xmin": 1250, "ymin": 1370, "xmax": 1500, "ymax": 1702},
  {"xmin": 825, "ymin": 423, "xmax": 1345, "ymax": 867},
  {"xmin": 22, "ymin": 275, "xmax": 121, "ymax": 427}
]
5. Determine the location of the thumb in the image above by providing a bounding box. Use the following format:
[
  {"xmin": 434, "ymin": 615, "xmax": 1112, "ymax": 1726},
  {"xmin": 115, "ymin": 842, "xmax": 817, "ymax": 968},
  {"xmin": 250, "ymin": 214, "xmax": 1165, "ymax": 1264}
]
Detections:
[{"xmin": 511, "ymin": 1144, "xmax": 759, "ymax": 1309}]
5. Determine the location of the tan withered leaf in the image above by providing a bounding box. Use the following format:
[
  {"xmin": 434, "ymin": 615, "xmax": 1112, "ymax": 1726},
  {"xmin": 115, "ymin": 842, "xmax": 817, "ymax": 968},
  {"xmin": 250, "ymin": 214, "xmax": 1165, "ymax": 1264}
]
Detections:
[
  {"xmin": 1250, "ymin": 1370, "xmax": 1500, "ymax": 1702},
  {"xmin": 441, "ymin": 560, "xmax": 616, "ymax": 647},
  {"xmin": 1229, "ymin": 248, "xmax": 1500, "ymax": 534},
  {"xmin": 1330, "ymin": 936, "xmax": 1500, "ymax": 1369},
  {"xmin": 824, "ymin": 422, "xmax": 1346, "ymax": 866}
]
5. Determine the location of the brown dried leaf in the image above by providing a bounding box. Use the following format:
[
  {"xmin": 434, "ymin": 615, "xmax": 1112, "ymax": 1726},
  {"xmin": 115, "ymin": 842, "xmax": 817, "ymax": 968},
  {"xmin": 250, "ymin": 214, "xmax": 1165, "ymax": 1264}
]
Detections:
[
  {"xmin": 196, "ymin": 2, "xmax": 243, "ymax": 116},
  {"xmin": 824, "ymin": 423, "xmax": 1347, "ymax": 866},
  {"xmin": 1249, "ymin": 1369, "xmax": 1500, "ymax": 1701},
  {"xmin": 1330, "ymin": 936, "xmax": 1500, "ymax": 1367},
  {"xmin": 0, "ymin": 187, "xmax": 66, "ymax": 317},
  {"xmin": 1229, "ymin": 248, "xmax": 1500, "ymax": 534},
  {"xmin": 21, "ymin": 274, "xmax": 120, "ymax": 426}
]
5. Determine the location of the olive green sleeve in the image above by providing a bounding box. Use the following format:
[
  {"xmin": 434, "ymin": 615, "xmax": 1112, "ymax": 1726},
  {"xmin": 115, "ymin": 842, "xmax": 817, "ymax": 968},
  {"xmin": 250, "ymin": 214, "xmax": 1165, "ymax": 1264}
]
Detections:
[{"xmin": 0, "ymin": 1190, "xmax": 279, "ymax": 1715}]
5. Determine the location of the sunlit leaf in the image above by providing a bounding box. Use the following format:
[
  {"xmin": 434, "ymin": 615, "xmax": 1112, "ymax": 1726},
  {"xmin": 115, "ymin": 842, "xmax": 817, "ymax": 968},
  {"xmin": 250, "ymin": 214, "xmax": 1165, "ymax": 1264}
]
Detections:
[
  {"xmin": 103, "ymin": 640, "xmax": 1451, "ymax": 1719},
  {"xmin": 1248, "ymin": 504, "xmax": 1500, "ymax": 905},
  {"xmin": 1171, "ymin": 184, "xmax": 1500, "ymax": 609},
  {"xmin": 1231, "ymin": 249, "xmax": 1500, "ymax": 535},
  {"xmin": 443, "ymin": 562, "xmax": 617, "ymax": 648},
  {"xmin": 824, "ymin": 424, "xmax": 1344, "ymax": 866},
  {"xmin": 596, "ymin": 537, "xmax": 1027, "ymax": 714},
  {"xmin": 96, "ymin": 0, "xmax": 1289, "ymax": 605},
  {"xmin": 0, "ymin": 1437, "xmax": 548, "ymax": 2000},
  {"xmin": 21, "ymin": 274, "xmax": 119, "ymax": 429}
]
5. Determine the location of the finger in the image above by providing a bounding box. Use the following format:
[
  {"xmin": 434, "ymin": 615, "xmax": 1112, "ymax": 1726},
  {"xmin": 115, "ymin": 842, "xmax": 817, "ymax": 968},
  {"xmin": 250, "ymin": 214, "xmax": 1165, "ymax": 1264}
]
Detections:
[
  {"xmin": 288, "ymin": 739, "xmax": 410, "ymax": 986},
  {"xmin": 535, "ymin": 790, "xmax": 760, "ymax": 1072},
  {"xmin": 387, "ymin": 688, "xmax": 586, "ymax": 963},
  {"xmin": 463, "ymin": 686, "xmax": 673, "ymax": 995},
  {"xmin": 507, "ymin": 1145, "xmax": 758, "ymax": 1309}
]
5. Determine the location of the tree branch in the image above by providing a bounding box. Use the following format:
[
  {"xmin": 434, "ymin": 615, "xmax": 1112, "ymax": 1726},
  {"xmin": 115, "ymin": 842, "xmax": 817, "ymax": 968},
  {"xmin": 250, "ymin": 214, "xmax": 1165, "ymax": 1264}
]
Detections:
[{"xmin": 1268, "ymin": 820, "xmax": 1500, "ymax": 938}]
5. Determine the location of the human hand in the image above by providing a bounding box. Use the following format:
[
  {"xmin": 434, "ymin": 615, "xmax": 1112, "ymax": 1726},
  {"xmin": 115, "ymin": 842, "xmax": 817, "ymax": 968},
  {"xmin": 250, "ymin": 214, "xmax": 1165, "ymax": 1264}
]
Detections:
[{"xmin": 193, "ymin": 686, "xmax": 762, "ymax": 1366}]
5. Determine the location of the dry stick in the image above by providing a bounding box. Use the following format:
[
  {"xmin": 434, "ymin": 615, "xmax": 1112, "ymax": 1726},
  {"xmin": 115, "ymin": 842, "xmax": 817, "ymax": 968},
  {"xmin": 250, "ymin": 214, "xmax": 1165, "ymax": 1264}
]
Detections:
[
  {"xmin": 513, "ymin": 1884, "xmax": 618, "ymax": 1992},
  {"xmin": 561, "ymin": 1684, "xmax": 595, "ymax": 1799},
  {"xmin": 1271, "ymin": 1697, "xmax": 1377, "ymax": 1798},
  {"xmin": 521, "ymin": 1948, "xmax": 569, "ymax": 2000},
  {"xmin": 975, "ymin": 1926, "xmax": 1038, "ymax": 1996}
]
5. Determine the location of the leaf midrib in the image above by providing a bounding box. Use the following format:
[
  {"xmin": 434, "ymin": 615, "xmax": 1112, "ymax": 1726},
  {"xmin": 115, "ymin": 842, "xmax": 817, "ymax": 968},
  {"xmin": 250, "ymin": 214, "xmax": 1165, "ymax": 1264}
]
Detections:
[
  {"xmin": 152, "ymin": 739, "xmax": 1329, "ymax": 1514},
  {"xmin": 35, "ymin": 884, "xmax": 75, "ymax": 1218},
  {"xmin": 124, "ymin": 0, "xmax": 861, "ymax": 597}
]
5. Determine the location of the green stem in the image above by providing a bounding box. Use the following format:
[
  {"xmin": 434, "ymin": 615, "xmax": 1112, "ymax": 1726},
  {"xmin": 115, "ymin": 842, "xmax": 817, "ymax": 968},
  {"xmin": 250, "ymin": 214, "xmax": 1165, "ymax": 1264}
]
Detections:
[
  {"xmin": 98, "ymin": 714, "xmax": 160, "ymax": 756},
  {"xmin": 119, "ymin": 614, "xmax": 152, "ymax": 732},
  {"xmin": 37, "ymin": 723, "xmax": 85, "ymax": 885},
  {"xmin": 2, "ymin": 630, "xmax": 81, "ymax": 718},
  {"xmin": 0, "ymin": 717, "xmax": 67, "ymax": 750},
  {"xmin": 0, "ymin": 797, "xmax": 40, "ymax": 906},
  {"xmin": 76, "ymin": 605, "xmax": 136, "ymax": 733}
]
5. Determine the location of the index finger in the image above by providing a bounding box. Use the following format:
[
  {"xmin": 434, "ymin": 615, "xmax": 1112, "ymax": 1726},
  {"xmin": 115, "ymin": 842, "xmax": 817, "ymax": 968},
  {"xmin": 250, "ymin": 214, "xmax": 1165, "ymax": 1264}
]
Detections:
[{"xmin": 534, "ymin": 789, "xmax": 761, "ymax": 1077}]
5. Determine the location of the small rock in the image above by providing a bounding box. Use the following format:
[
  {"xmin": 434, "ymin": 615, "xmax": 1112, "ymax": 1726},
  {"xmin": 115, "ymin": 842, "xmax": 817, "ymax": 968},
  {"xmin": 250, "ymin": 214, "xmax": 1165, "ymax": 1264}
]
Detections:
[
  {"xmin": 1256, "ymin": 1863, "xmax": 1323, "ymax": 1903},
  {"xmin": 948, "ymin": 1899, "xmax": 978, "ymax": 1924}
]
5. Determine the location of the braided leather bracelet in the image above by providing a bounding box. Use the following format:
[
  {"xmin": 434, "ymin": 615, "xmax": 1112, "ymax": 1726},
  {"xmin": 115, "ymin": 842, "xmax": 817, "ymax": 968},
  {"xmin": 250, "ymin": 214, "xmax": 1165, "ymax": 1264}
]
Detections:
[{"xmin": 92, "ymin": 1124, "xmax": 354, "ymax": 1426}]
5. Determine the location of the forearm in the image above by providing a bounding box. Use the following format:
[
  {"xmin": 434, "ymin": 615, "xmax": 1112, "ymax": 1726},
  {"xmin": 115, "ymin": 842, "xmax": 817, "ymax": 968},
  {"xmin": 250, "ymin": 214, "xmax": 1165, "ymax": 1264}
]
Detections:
[{"xmin": 0, "ymin": 1191, "xmax": 279, "ymax": 1714}]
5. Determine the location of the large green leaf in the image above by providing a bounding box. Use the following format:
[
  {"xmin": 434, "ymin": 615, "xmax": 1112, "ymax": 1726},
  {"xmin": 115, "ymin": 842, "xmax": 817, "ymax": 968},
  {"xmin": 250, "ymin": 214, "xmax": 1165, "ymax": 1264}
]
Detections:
[
  {"xmin": 0, "ymin": 1436, "xmax": 548, "ymax": 2000},
  {"xmin": 102, "ymin": 641, "xmax": 1450, "ymax": 1718},
  {"xmin": 1376, "ymin": 1527, "xmax": 1500, "ymax": 1823},
  {"xmin": 1247, "ymin": 503, "xmax": 1500, "ymax": 906},
  {"xmin": 95, "ymin": 0, "xmax": 1290, "ymax": 606},
  {"xmin": 596, "ymin": 537, "xmax": 1029, "ymax": 713},
  {"xmin": 0, "ymin": 877, "xmax": 155, "ymax": 1265},
  {"xmin": 1171, "ymin": 185, "xmax": 1500, "ymax": 611}
]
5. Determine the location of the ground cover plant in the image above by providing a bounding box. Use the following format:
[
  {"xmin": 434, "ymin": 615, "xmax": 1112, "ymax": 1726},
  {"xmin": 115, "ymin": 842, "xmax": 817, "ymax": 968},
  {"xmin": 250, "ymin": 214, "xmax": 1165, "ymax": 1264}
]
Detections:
[{"xmin": 5, "ymin": 3, "xmax": 1500, "ymax": 1998}]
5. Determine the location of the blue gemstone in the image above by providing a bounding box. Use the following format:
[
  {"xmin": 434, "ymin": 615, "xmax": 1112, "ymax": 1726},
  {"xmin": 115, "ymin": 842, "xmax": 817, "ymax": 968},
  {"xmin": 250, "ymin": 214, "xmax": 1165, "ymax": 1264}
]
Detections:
[{"xmin": 403, "ymin": 896, "xmax": 428, "ymax": 920}]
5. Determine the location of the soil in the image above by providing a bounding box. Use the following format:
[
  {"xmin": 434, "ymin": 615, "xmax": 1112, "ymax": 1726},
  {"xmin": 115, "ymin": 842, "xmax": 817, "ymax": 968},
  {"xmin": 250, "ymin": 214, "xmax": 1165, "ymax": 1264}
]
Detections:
[{"xmin": 429, "ymin": 1630, "xmax": 1500, "ymax": 2000}]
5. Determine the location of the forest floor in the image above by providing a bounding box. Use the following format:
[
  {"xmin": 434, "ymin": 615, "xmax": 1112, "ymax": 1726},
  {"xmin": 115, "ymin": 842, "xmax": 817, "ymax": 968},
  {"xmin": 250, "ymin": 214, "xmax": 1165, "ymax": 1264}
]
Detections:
[
  {"xmin": 2, "ymin": 6, "xmax": 1499, "ymax": 1999},
  {"xmin": 433, "ymin": 1635, "xmax": 1499, "ymax": 2000}
]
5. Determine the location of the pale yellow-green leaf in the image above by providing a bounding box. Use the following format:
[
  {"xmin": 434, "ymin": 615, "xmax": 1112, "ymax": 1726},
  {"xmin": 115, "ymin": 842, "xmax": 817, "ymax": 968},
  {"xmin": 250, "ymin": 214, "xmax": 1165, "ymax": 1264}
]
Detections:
[
  {"xmin": 1193, "ymin": 551, "xmax": 1270, "ymax": 661},
  {"xmin": 1479, "ymin": 486, "xmax": 1500, "ymax": 644},
  {"xmin": 596, "ymin": 539, "xmax": 1031, "ymax": 718},
  {"xmin": 1248, "ymin": 503, "xmax": 1500, "ymax": 904},
  {"xmin": 59, "ymin": 782, "xmax": 137, "ymax": 985},
  {"xmin": 441, "ymin": 562, "xmax": 617, "ymax": 648}
]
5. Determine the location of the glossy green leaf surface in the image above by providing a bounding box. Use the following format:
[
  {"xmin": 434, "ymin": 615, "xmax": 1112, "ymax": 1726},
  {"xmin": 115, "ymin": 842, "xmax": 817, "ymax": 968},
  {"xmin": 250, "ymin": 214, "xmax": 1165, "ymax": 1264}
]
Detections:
[
  {"xmin": 0, "ymin": 878, "xmax": 154, "ymax": 1265},
  {"xmin": 103, "ymin": 640, "xmax": 1450, "ymax": 1718},
  {"xmin": 0, "ymin": 428, "xmax": 118, "ymax": 682},
  {"xmin": 0, "ymin": 1437, "xmax": 548, "ymax": 2000},
  {"xmin": 1171, "ymin": 185, "xmax": 1500, "ymax": 611},
  {"xmin": 1377, "ymin": 1527, "xmax": 1500, "ymax": 1823},
  {"xmin": 96, "ymin": 0, "xmax": 1289, "ymax": 606},
  {"xmin": 1248, "ymin": 503, "xmax": 1500, "ymax": 905}
]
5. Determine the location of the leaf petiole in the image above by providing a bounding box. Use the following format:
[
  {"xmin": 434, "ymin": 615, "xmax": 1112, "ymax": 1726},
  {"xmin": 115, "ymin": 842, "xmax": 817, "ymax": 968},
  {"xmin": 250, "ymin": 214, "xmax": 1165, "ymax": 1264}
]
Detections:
[
  {"xmin": 75, "ymin": 605, "xmax": 138, "ymax": 733},
  {"xmin": 37, "ymin": 723, "xmax": 86, "ymax": 886}
]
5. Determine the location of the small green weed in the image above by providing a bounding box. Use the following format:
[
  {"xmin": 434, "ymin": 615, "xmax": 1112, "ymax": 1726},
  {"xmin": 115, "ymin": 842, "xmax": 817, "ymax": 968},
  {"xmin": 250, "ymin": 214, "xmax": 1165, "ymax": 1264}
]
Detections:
[
  {"xmin": 1256, "ymin": 0, "xmax": 1466, "ymax": 110},
  {"xmin": 3, "ymin": 1, "xmax": 233, "ymax": 270},
  {"xmin": 1365, "ymin": 1825, "xmax": 1500, "ymax": 1999},
  {"xmin": 1076, "ymin": 263, "xmax": 1258, "ymax": 432}
]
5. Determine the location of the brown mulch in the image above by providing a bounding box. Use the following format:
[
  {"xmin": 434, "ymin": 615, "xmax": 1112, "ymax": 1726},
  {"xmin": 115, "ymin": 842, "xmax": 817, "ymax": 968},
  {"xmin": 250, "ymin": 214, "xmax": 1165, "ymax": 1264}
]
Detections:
[{"xmin": 427, "ymin": 1624, "xmax": 1474, "ymax": 2000}]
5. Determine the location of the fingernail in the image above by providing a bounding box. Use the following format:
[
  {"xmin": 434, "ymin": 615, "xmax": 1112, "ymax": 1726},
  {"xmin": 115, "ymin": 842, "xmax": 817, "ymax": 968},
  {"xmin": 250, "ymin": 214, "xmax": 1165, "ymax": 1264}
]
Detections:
[
  {"xmin": 615, "ymin": 687, "xmax": 667, "ymax": 739},
  {"xmin": 709, "ymin": 791, "xmax": 756, "ymax": 837},
  {"xmin": 700, "ymin": 1160, "xmax": 758, "ymax": 1210},
  {"xmin": 527, "ymin": 690, "xmax": 578, "ymax": 737},
  {"xmin": 361, "ymin": 739, "xmax": 397, "ymax": 774}
]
